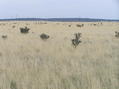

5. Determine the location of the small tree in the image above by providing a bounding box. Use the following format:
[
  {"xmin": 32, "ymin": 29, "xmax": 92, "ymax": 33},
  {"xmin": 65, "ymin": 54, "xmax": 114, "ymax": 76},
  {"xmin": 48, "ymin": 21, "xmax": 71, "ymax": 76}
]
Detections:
[{"xmin": 72, "ymin": 33, "xmax": 82, "ymax": 48}]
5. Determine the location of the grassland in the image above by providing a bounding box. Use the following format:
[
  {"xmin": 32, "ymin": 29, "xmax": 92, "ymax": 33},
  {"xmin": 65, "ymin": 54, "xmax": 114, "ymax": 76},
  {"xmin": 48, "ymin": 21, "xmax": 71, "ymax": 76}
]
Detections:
[{"xmin": 0, "ymin": 21, "xmax": 119, "ymax": 89}]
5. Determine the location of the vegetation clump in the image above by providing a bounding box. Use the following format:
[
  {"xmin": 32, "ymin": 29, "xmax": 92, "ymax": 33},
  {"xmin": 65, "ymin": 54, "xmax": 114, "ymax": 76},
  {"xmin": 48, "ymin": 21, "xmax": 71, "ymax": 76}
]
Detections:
[
  {"xmin": 40, "ymin": 33, "xmax": 50, "ymax": 40},
  {"xmin": 76, "ymin": 24, "xmax": 84, "ymax": 27},
  {"xmin": 20, "ymin": 27, "xmax": 30, "ymax": 34},
  {"xmin": 2, "ymin": 35, "xmax": 7, "ymax": 39},
  {"xmin": 68, "ymin": 25, "xmax": 71, "ymax": 27},
  {"xmin": 12, "ymin": 25, "xmax": 15, "ymax": 28},
  {"xmin": 10, "ymin": 80, "xmax": 17, "ymax": 89},
  {"xmin": 93, "ymin": 24, "xmax": 97, "ymax": 26},
  {"xmin": 72, "ymin": 33, "xmax": 82, "ymax": 48},
  {"xmin": 115, "ymin": 31, "xmax": 119, "ymax": 38}
]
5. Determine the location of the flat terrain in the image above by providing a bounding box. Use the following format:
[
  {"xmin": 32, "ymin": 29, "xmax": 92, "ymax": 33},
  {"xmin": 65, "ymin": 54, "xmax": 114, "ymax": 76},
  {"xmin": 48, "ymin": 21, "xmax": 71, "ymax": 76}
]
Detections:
[{"xmin": 0, "ymin": 21, "xmax": 119, "ymax": 89}]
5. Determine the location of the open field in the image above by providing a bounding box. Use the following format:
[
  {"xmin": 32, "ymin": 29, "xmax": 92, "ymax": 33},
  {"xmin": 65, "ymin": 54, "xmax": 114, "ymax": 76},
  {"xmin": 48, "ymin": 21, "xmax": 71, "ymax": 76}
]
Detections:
[{"xmin": 0, "ymin": 21, "xmax": 119, "ymax": 89}]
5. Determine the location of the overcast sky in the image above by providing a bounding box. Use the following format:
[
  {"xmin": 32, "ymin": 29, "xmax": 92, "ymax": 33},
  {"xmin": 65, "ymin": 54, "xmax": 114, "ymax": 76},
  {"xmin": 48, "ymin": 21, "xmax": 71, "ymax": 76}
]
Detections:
[{"xmin": 0, "ymin": 0, "xmax": 119, "ymax": 19}]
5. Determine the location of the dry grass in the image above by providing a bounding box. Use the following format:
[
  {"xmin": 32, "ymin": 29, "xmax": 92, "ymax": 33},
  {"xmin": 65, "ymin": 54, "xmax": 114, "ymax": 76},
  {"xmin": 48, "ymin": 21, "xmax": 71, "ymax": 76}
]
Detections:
[{"xmin": 0, "ymin": 21, "xmax": 119, "ymax": 89}]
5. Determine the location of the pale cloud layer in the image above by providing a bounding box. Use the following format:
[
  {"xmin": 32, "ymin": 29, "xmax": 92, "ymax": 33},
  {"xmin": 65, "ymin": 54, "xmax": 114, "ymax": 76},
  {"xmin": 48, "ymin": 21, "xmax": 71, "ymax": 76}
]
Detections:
[{"xmin": 0, "ymin": 0, "xmax": 119, "ymax": 19}]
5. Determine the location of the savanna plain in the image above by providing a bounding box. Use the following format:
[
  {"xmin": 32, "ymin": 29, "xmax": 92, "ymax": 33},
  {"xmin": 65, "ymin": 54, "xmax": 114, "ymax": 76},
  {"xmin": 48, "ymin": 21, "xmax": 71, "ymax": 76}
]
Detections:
[{"xmin": 0, "ymin": 21, "xmax": 119, "ymax": 89}]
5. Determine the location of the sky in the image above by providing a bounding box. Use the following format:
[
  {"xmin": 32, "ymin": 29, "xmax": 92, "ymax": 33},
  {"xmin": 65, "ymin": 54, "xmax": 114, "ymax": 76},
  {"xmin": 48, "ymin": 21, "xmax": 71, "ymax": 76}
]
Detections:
[{"xmin": 0, "ymin": 0, "xmax": 119, "ymax": 19}]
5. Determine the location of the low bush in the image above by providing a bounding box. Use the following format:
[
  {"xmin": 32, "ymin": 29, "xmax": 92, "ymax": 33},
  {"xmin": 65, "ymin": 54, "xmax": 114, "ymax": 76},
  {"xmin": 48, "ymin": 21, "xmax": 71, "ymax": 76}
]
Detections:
[
  {"xmin": 93, "ymin": 24, "xmax": 97, "ymax": 26},
  {"xmin": 2, "ymin": 35, "xmax": 7, "ymax": 39},
  {"xmin": 40, "ymin": 33, "xmax": 50, "ymax": 40},
  {"xmin": 12, "ymin": 25, "xmax": 15, "ymax": 28},
  {"xmin": 115, "ymin": 31, "xmax": 119, "ymax": 38},
  {"xmin": 68, "ymin": 25, "xmax": 71, "ymax": 27},
  {"xmin": 20, "ymin": 27, "xmax": 30, "ymax": 34},
  {"xmin": 76, "ymin": 24, "xmax": 84, "ymax": 27},
  {"xmin": 10, "ymin": 80, "xmax": 17, "ymax": 89},
  {"xmin": 72, "ymin": 33, "xmax": 82, "ymax": 48}
]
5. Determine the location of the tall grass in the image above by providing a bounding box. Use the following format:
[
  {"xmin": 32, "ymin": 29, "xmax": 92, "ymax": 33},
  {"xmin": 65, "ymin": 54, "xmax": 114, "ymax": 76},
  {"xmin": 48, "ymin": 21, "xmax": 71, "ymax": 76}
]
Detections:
[{"xmin": 0, "ymin": 21, "xmax": 118, "ymax": 89}]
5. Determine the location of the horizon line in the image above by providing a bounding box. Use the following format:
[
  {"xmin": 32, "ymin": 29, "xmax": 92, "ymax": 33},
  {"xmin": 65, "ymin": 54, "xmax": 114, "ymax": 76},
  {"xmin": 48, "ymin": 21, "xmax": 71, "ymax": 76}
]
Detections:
[
  {"xmin": 0, "ymin": 17, "xmax": 119, "ymax": 20},
  {"xmin": 0, "ymin": 17, "xmax": 119, "ymax": 22}
]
